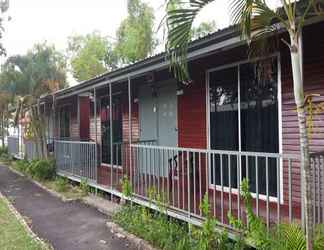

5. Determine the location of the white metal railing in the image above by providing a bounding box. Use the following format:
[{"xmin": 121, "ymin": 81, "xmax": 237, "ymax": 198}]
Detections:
[
  {"xmin": 52, "ymin": 139, "xmax": 324, "ymax": 231},
  {"xmin": 129, "ymin": 144, "xmax": 324, "ymax": 230},
  {"xmin": 54, "ymin": 140, "xmax": 97, "ymax": 181},
  {"xmin": 7, "ymin": 136, "xmax": 19, "ymax": 157}
]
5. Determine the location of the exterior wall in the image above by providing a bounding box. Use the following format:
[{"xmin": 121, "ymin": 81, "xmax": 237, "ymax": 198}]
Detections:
[{"xmin": 281, "ymin": 21, "xmax": 324, "ymax": 204}]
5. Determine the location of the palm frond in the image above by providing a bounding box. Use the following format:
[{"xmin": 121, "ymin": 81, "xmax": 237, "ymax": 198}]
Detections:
[
  {"xmin": 166, "ymin": 0, "xmax": 215, "ymax": 83},
  {"xmin": 270, "ymin": 223, "xmax": 306, "ymax": 250}
]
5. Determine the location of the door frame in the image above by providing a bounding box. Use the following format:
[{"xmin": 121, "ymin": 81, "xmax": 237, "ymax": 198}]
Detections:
[{"xmin": 205, "ymin": 53, "xmax": 283, "ymax": 203}]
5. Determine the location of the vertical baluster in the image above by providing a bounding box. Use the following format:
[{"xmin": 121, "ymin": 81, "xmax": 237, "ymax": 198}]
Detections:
[
  {"xmin": 213, "ymin": 153, "xmax": 216, "ymax": 217},
  {"xmin": 237, "ymin": 153, "xmax": 241, "ymax": 220},
  {"xmin": 162, "ymin": 148, "xmax": 165, "ymax": 201},
  {"xmin": 266, "ymin": 156, "xmax": 270, "ymax": 231},
  {"xmin": 145, "ymin": 146, "xmax": 148, "ymax": 197},
  {"xmin": 172, "ymin": 149, "xmax": 175, "ymax": 207},
  {"xmin": 317, "ymin": 156, "xmax": 320, "ymax": 224},
  {"xmin": 187, "ymin": 150, "xmax": 190, "ymax": 216},
  {"xmin": 156, "ymin": 149, "xmax": 163, "ymax": 199},
  {"xmin": 288, "ymin": 158, "xmax": 292, "ymax": 223},
  {"xmin": 229, "ymin": 154, "xmax": 232, "ymax": 216},
  {"xmin": 277, "ymin": 157, "xmax": 280, "ymax": 224},
  {"xmin": 167, "ymin": 149, "xmax": 170, "ymax": 203},
  {"xmin": 182, "ymin": 150, "xmax": 185, "ymax": 210},
  {"xmin": 313, "ymin": 157, "xmax": 316, "ymax": 225},
  {"xmin": 199, "ymin": 152, "xmax": 202, "ymax": 216},
  {"xmin": 321, "ymin": 155, "xmax": 324, "ymax": 223},
  {"xmin": 177, "ymin": 149, "xmax": 180, "ymax": 210},
  {"xmin": 193, "ymin": 152, "xmax": 196, "ymax": 214},
  {"xmin": 256, "ymin": 156, "xmax": 259, "ymax": 217},
  {"xmin": 220, "ymin": 153, "xmax": 224, "ymax": 224}
]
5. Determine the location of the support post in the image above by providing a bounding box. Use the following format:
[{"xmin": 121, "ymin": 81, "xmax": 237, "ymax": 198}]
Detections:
[
  {"xmin": 128, "ymin": 76, "xmax": 132, "ymax": 189},
  {"xmin": 94, "ymin": 88, "xmax": 98, "ymax": 185},
  {"xmin": 109, "ymin": 83, "xmax": 113, "ymax": 189}
]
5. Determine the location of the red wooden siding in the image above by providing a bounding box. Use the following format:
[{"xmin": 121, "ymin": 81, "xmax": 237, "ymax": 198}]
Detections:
[
  {"xmin": 79, "ymin": 96, "xmax": 90, "ymax": 140},
  {"xmin": 281, "ymin": 22, "xmax": 324, "ymax": 204}
]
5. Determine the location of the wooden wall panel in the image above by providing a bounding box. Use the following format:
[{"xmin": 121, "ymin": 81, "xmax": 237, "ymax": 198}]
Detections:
[{"xmin": 281, "ymin": 22, "xmax": 324, "ymax": 204}]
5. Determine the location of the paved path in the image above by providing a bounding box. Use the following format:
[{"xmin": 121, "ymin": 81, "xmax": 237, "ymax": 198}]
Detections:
[{"xmin": 0, "ymin": 165, "xmax": 135, "ymax": 250}]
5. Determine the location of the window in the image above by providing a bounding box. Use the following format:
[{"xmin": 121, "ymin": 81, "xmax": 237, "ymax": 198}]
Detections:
[
  {"xmin": 59, "ymin": 106, "xmax": 70, "ymax": 139},
  {"xmin": 209, "ymin": 57, "xmax": 279, "ymax": 197},
  {"xmin": 101, "ymin": 95, "xmax": 123, "ymax": 165}
]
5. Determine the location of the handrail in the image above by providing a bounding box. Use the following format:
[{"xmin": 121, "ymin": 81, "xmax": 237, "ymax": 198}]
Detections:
[{"xmin": 131, "ymin": 143, "xmax": 300, "ymax": 159}]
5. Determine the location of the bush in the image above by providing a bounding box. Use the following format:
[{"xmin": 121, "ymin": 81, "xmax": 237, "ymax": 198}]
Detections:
[
  {"xmin": 28, "ymin": 159, "xmax": 55, "ymax": 181},
  {"xmin": 15, "ymin": 160, "xmax": 30, "ymax": 173},
  {"xmin": 80, "ymin": 178, "xmax": 90, "ymax": 195},
  {"xmin": 55, "ymin": 176, "xmax": 68, "ymax": 192},
  {"xmin": 0, "ymin": 146, "xmax": 8, "ymax": 156}
]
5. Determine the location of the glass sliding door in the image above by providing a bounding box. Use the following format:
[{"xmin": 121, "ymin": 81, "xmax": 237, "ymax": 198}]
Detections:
[
  {"xmin": 209, "ymin": 57, "xmax": 279, "ymax": 197},
  {"xmin": 209, "ymin": 67, "xmax": 239, "ymax": 188},
  {"xmin": 240, "ymin": 58, "xmax": 278, "ymax": 196},
  {"xmin": 101, "ymin": 95, "xmax": 123, "ymax": 166}
]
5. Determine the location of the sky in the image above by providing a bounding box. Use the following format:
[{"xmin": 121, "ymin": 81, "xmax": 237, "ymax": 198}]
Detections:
[{"xmin": 0, "ymin": 0, "xmax": 232, "ymax": 85}]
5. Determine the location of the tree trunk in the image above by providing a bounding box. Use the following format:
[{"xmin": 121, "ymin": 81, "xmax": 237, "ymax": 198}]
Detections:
[
  {"xmin": 290, "ymin": 36, "xmax": 313, "ymax": 250},
  {"xmin": 1, "ymin": 112, "xmax": 4, "ymax": 148}
]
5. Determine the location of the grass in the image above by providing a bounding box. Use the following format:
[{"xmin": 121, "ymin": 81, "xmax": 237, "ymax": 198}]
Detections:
[
  {"xmin": 42, "ymin": 178, "xmax": 85, "ymax": 200},
  {"xmin": 0, "ymin": 196, "xmax": 49, "ymax": 250}
]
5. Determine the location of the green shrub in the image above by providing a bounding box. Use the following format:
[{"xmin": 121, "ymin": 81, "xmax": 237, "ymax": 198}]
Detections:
[
  {"xmin": 55, "ymin": 176, "xmax": 69, "ymax": 192},
  {"xmin": 29, "ymin": 159, "xmax": 55, "ymax": 181},
  {"xmin": 15, "ymin": 160, "xmax": 30, "ymax": 173},
  {"xmin": 113, "ymin": 204, "xmax": 193, "ymax": 250},
  {"xmin": 0, "ymin": 146, "xmax": 8, "ymax": 156},
  {"xmin": 80, "ymin": 178, "xmax": 90, "ymax": 195}
]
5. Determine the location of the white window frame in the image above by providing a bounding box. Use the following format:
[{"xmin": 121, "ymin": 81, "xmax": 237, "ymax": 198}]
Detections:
[{"xmin": 205, "ymin": 54, "xmax": 283, "ymax": 204}]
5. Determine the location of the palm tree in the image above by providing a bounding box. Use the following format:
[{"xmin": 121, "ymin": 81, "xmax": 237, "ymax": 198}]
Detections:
[{"xmin": 166, "ymin": 0, "xmax": 323, "ymax": 249}]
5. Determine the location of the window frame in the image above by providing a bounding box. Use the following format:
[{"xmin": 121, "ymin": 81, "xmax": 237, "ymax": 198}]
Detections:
[
  {"xmin": 58, "ymin": 104, "xmax": 71, "ymax": 139},
  {"xmin": 206, "ymin": 54, "xmax": 283, "ymax": 203},
  {"xmin": 99, "ymin": 94, "xmax": 123, "ymax": 168}
]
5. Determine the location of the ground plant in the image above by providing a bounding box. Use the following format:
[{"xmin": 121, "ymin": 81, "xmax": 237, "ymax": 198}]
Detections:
[
  {"xmin": 54, "ymin": 176, "xmax": 69, "ymax": 192},
  {"xmin": 229, "ymin": 179, "xmax": 324, "ymax": 250}
]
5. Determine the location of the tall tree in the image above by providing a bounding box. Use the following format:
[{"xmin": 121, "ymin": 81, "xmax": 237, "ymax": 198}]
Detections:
[
  {"xmin": 114, "ymin": 0, "xmax": 156, "ymax": 64},
  {"xmin": 191, "ymin": 20, "xmax": 217, "ymax": 40},
  {"xmin": 166, "ymin": 0, "xmax": 324, "ymax": 249},
  {"xmin": 67, "ymin": 31, "xmax": 117, "ymax": 82},
  {"xmin": 0, "ymin": 42, "xmax": 67, "ymax": 158},
  {"xmin": 0, "ymin": 0, "xmax": 9, "ymax": 56}
]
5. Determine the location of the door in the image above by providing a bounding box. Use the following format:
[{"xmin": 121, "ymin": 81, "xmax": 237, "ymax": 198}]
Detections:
[
  {"xmin": 157, "ymin": 83, "xmax": 178, "ymax": 147},
  {"xmin": 138, "ymin": 81, "xmax": 178, "ymax": 177}
]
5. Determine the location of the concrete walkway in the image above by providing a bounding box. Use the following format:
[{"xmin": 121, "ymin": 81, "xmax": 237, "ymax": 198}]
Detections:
[{"xmin": 0, "ymin": 165, "xmax": 135, "ymax": 250}]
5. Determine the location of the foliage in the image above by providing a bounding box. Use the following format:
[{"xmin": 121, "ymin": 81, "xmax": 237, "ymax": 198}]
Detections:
[
  {"xmin": 28, "ymin": 159, "xmax": 55, "ymax": 181},
  {"xmin": 0, "ymin": 145, "xmax": 7, "ymax": 155},
  {"xmin": 114, "ymin": 189, "xmax": 240, "ymax": 250},
  {"xmin": 113, "ymin": 204, "xmax": 193, "ymax": 250},
  {"xmin": 80, "ymin": 178, "xmax": 90, "ymax": 195},
  {"xmin": 0, "ymin": 196, "xmax": 49, "ymax": 250},
  {"xmin": 55, "ymin": 176, "xmax": 69, "ymax": 192},
  {"xmin": 114, "ymin": 0, "xmax": 156, "ymax": 64},
  {"xmin": 0, "ymin": 0, "xmax": 9, "ymax": 56},
  {"xmin": 228, "ymin": 179, "xmax": 324, "ymax": 250},
  {"xmin": 0, "ymin": 42, "xmax": 67, "ymax": 96},
  {"xmin": 67, "ymin": 31, "xmax": 117, "ymax": 81},
  {"xmin": 121, "ymin": 175, "xmax": 132, "ymax": 198},
  {"xmin": 191, "ymin": 21, "xmax": 217, "ymax": 40},
  {"xmin": 14, "ymin": 159, "xmax": 30, "ymax": 173}
]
